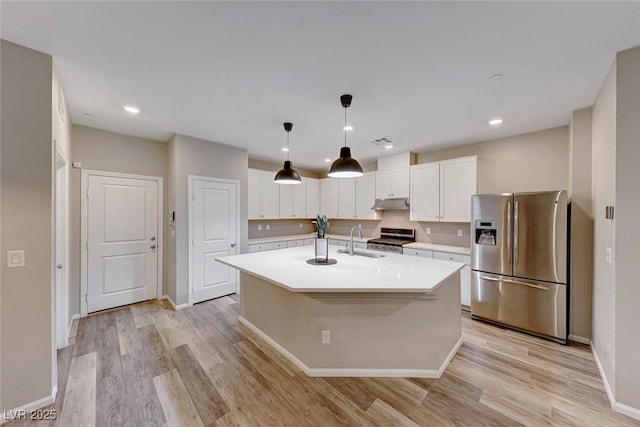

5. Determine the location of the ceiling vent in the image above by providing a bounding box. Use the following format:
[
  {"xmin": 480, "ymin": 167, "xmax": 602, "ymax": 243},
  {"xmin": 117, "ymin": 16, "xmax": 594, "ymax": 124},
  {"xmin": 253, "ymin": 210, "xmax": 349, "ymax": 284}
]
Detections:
[{"xmin": 369, "ymin": 136, "xmax": 394, "ymax": 146}]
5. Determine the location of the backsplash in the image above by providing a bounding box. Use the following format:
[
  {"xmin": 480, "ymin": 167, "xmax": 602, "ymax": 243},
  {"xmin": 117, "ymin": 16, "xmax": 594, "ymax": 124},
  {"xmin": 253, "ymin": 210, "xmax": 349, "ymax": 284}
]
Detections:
[
  {"xmin": 249, "ymin": 211, "xmax": 471, "ymax": 247},
  {"xmin": 248, "ymin": 219, "xmax": 315, "ymax": 239}
]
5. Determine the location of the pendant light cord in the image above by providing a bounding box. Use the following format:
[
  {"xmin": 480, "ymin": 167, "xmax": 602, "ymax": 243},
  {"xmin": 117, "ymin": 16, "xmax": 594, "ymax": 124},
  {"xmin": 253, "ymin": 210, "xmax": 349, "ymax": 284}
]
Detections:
[
  {"xmin": 344, "ymin": 106, "xmax": 348, "ymax": 147},
  {"xmin": 287, "ymin": 131, "xmax": 290, "ymax": 161}
]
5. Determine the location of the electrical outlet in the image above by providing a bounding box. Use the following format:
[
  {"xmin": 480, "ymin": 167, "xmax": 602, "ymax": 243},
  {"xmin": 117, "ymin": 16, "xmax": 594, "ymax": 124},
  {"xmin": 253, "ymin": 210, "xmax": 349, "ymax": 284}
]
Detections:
[
  {"xmin": 266, "ymin": 224, "xmax": 270, "ymax": 231},
  {"xmin": 322, "ymin": 330, "xmax": 331, "ymax": 344},
  {"xmin": 426, "ymin": 227, "xmax": 431, "ymax": 235},
  {"xmin": 358, "ymin": 224, "xmax": 362, "ymax": 230},
  {"xmin": 299, "ymin": 223, "xmax": 303, "ymax": 229},
  {"xmin": 606, "ymin": 246, "xmax": 612, "ymax": 264},
  {"xmin": 258, "ymin": 224, "xmax": 262, "ymax": 231},
  {"xmin": 457, "ymin": 229, "xmax": 464, "ymax": 237}
]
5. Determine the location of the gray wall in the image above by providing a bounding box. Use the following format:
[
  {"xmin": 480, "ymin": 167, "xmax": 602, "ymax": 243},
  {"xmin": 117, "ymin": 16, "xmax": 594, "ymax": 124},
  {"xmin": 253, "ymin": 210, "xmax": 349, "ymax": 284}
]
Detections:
[
  {"xmin": 0, "ymin": 40, "xmax": 53, "ymax": 411},
  {"xmin": 69, "ymin": 125, "xmax": 168, "ymax": 316},
  {"xmin": 613, "ymin": 46, "xmax": 640, "ymax": 411},
  {"xmin": 591, "ymin": 60, "xmax": 617, "ymax": 394},
  {"xmin": 416, "ymin": 126, "xmax": 569, "ymax": 194},
  {"xmin": 167, "ymin": 134, "xmax": 248, "ymax": 306}
]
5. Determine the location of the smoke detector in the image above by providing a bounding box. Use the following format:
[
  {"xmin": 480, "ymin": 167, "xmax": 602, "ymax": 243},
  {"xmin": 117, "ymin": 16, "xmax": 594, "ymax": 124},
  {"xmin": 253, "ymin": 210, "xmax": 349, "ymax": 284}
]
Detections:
[{"xmin": 369, "ymin": 136, "xmax": 394, "ymax": 146}]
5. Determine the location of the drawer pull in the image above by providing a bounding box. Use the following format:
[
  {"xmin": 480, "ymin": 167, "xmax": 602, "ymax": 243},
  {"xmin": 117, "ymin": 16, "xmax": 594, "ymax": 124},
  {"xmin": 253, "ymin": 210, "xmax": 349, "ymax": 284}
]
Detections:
[{"xmin": 479, "ymin": 275, "xmax": 550, "ymax": 291}]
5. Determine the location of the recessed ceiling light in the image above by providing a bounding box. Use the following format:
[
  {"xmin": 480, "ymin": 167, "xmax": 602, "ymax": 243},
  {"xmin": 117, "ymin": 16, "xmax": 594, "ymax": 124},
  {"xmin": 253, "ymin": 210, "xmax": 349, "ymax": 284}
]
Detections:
[
  {"xmin": 488, "ymin": 118, "xmax": 503, "ymax": 126},
  {"xmin": 343, "ymin": 126, "xmax": 354, "ymax": 131},
  {"xmin": 281, "ymin": 147, "xmax": 290, "ymax": 152},
  {"xmin": 488, "ymin": 73, "xmax": 503, "ymax": 80},
  {"xmin": 124, "ymin": 105, "xmax": 140, "ymax": 114},
  {"xmin": 324, "ymin": 158, "xmax": 332, "ymax": 163},
  {"xmin": 384, "ymin": 144, "xmax": 394, "ymax": 149},
  {"xmin": 83, "ymin": 112, "xmax": 94, "ymax": 117}
]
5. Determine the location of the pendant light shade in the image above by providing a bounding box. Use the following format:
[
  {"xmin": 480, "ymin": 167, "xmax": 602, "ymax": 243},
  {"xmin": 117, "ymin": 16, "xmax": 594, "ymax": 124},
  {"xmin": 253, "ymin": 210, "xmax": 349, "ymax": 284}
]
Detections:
[
  {"xmin": 328, "ymin": 94, "xmax": 363, "ymax": 178},
  {"xmin": 274, "ymin": 122, "xmax": 302, "ymax": 184}
]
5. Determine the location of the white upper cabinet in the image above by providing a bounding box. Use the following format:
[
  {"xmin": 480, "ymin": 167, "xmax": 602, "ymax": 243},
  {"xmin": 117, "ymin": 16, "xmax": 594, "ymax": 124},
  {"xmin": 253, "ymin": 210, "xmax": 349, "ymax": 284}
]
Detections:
[
  {"xmin": 376, "ymin": 168, "xmax": 410, "ymax": 199},
  {"xmin": 319, "ymin": 173, "xmax": 379, "ymax": 220},
  {"xmin": 320, "ymin": 178, "xmax": 339, "ymax": 218},
  {"xmin": 409, "ymin": 162, "xmax": 440, "ymax": 222},
  {"xmin": 248, "ymin": 169, "xmax": 262, "ymax": 219},
  {"xmin": 248, "ymin": 169, "xmax": 280, "ymax": 219},
  {"xmin": 280, "ymin": 178, "xmax": 308, "ymax": 218},
  {"xmin": 338, "ymin": 178, "xmax": 356, "ymax": 219},
  {"xmin": 409, "ymin": 156, "xmax": 477, "ymax": 223},
  {"xmin": 305, "ymin": 178, "xmax": 320, "ymax": 218},
  {"xmin": 355, "ymin": 172, "xmax": 380, "ymax": 219},
  {"xmin": 439, "ymin": 157, "xmax": 477, "ymax": 222}
]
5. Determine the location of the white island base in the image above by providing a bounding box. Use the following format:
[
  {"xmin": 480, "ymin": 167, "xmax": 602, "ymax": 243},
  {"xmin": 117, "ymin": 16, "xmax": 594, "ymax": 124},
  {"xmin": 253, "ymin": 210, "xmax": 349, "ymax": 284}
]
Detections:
[{"xmin": 237, "ymin": 270, "xmax": 462, "ymax": 378}]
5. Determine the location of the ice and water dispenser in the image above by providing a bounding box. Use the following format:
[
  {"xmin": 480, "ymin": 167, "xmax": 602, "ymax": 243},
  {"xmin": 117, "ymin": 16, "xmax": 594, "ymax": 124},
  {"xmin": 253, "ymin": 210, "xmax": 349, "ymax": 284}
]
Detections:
[{"xmin": 475, "ymin": 220, "xmax": 497, "ymax": 245}]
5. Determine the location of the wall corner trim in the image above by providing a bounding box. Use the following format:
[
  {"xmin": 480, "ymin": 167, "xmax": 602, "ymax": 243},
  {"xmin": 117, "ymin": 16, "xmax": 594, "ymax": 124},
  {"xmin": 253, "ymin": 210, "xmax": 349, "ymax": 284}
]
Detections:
[
  {"xmin": 160, "ymin": 295, "xmax": 188, "ymax": 311},
  {"xmin": 0, "ymin": 387, "xmax": 57, "ymax": 424},
  {"xmin": 591, "ymin": 341, "xmax": 640, "ymax": 421}
]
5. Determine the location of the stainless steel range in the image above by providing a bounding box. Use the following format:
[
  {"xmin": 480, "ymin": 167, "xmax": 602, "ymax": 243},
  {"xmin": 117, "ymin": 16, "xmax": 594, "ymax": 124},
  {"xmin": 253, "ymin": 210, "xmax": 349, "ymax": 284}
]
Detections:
[{"xmin": 367, "ymin": 228, "xmax": 415, "ymax": 254}]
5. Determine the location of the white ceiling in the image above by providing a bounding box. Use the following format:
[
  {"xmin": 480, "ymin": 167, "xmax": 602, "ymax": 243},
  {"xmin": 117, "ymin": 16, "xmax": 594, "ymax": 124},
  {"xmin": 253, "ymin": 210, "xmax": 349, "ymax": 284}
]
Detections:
[{"xmin": 3, "ymin": 2, "xmax": 640, "ymax": 172}]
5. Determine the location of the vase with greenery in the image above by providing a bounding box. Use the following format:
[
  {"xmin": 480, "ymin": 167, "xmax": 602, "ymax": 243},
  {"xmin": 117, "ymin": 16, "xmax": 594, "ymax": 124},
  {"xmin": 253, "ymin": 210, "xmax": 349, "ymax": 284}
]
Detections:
[{"xmin": 315, "ymin": 214, "xmax": 329, "ymax": 262}]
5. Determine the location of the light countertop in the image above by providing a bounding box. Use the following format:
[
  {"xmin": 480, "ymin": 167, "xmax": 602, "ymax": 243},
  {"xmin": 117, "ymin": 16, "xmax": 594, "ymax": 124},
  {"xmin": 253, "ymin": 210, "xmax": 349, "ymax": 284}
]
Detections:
[
  {"xmin": 402, "ymin": 242, "xmax": 471, "ymax": 255},
  {"xmin": 248, "ymin": 233, "xmax": 368, "ymax": 245},
  {"xmin": 248, "ymin": 234, "xmax": 470, "ymax": 255},
  {"xmin": 217, "ymin": 245, "xmax": 463, "ymax": 293}
]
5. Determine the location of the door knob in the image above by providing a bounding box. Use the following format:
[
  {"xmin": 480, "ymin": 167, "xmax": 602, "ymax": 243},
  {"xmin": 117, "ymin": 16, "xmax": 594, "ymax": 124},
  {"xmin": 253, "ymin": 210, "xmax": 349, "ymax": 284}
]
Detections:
[
  {"xmin": 56, "ymin": 264, "xmax": 63, "ymax": 270},
  {"xmin": 150, "ymin": 245, "xmax": 156, "ymax": 249},
  {"xmin": 150, "ymin": 237, "xmax": 156, "ymax": 241},
  {"xmin": 231, "ymin": 243, "xmax": 236, "ymax": 248}
]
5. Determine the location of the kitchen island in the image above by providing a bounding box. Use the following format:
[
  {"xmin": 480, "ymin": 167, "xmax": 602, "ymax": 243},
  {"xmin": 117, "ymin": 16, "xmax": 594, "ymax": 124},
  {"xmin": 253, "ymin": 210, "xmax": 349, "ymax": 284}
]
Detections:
[{"xmin": 216, "ymin": 245, "xmax": 464, "ymax": 377}]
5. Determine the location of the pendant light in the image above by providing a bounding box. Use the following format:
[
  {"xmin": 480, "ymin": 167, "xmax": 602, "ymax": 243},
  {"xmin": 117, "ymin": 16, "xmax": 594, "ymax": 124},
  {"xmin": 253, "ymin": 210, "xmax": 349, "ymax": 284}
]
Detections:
[
  {"xmin": 274, "ymin": 122, "xmax": 302, "ymax": 184},
  {"xmin": 328, "ymin": 94, "xmax": 363, "ymax": 178}
]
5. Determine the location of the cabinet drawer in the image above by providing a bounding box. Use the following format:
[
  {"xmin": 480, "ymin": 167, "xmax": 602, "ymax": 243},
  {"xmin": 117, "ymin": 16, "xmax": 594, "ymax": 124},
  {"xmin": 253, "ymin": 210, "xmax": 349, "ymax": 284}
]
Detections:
[
  {"xmin": 287, "ymin": 239, "xmax": 304, "ymax": 248},
  {"xmin": 403, "ymin": 248, "xmax": 433, "ymax": 258},
  {"xmin": 248, "ymin": 241, "xmax": 286, "ymax": 252},
  {"xmin": 328, "ymin": 239, "xmax": 347, "ymax": 246},
  {"xmin": 433, "ymin": 251, "xmax": 470, "ymax": 264}
]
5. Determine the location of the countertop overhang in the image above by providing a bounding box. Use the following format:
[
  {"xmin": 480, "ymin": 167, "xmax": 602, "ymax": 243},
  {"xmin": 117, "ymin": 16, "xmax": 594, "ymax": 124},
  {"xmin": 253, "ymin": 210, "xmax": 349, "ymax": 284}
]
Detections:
[{"xmin": 217, "ymin": 245, "xmax": 463, "ymax": 294}]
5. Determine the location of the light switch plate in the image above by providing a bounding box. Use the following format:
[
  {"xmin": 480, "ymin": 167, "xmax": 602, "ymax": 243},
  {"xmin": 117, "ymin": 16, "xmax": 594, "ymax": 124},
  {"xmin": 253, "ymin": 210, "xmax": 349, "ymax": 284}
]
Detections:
[
  {"xmin": 457, "ymin": 229, "xmax": 464, "ymax": 237},
  {"xmin": 606, "ymin": 246, "xmax": 612, "ymax": 264},
  {"xmin": 7, "ymin": 250, "xmax": 25, "ymax": 268}
]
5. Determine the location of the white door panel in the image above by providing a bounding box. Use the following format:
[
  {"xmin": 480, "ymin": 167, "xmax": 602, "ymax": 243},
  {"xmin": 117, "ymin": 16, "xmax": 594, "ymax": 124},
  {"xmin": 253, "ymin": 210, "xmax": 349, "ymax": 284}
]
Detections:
[
  {"xmin": 192, "ymin": 179, "xmax": 238, "ymax": 304},
  {"xmin": 87, "ymin": 175, "xmax": 158, "ymax": 313}
]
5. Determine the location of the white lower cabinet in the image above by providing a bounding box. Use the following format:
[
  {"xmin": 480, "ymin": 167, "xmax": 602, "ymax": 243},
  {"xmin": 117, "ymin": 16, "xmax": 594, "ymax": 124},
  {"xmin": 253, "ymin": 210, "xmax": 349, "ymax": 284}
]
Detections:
[
  {"xmin": 248, "ymin": 241, "xmax": 287, "ymax": 252},
  {"xmin": 403, "ymin": 248, "xmax": 434, "ymax": 258},
  {"xmin": 287, "ymin": 239, "xmax": 304, "ymax": 248},
  {"xmin": 433, "ymin": 251, "xmax": 471, "ymax": 307},
  {"xmin": 404, "ymin": 248, "xmax": 471, "ymax": 307}
]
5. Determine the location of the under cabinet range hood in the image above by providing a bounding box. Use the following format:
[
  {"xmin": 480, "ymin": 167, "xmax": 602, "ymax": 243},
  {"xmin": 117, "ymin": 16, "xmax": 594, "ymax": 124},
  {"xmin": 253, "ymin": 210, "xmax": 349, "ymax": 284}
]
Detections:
[{"xmin": 371, "ymin": 198, "xmax": 410, "ymax": 211}]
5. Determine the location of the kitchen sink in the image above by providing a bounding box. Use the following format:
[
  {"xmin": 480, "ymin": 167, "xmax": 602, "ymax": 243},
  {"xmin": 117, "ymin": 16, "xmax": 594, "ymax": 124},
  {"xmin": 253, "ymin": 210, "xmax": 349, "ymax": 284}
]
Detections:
[{"xmin": 337, "ymin": 249, "xmax": 387, "ymax": 258}]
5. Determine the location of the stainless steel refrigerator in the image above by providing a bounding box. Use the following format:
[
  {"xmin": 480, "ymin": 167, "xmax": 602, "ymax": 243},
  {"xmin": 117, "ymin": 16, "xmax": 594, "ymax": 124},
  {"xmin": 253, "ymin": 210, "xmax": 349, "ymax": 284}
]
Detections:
[{"xmin": 470, "ymin": 191, "xmax": 568, "ymax": 343}]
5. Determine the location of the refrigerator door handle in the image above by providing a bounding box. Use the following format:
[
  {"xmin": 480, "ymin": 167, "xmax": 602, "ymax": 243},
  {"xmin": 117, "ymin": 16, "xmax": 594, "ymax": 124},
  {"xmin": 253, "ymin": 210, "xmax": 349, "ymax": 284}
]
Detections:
[
  {"xmin": 507, "ymin": 201, "xmax": 512, "ymax": 268},
  {"xmin": 479, "ymin": 275, "xmax": 550, "ymax": 291},
  {"xmin": 514, "ymin": 201, "xmax": 519, "ymax": 266}
]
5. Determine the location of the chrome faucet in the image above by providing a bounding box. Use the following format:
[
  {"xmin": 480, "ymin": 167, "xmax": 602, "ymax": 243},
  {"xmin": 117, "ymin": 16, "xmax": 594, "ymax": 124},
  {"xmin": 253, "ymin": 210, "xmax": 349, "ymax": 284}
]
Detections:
[{"xmin": 349, "ymin": 225, "xmax": 363, "ymax": 256}]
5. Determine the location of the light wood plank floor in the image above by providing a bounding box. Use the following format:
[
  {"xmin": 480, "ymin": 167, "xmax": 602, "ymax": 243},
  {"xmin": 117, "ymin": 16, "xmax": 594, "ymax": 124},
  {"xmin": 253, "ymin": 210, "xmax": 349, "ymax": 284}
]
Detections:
[{"xmin": 8, "ymin": 295, "xmax": 639, "ymax": 426}]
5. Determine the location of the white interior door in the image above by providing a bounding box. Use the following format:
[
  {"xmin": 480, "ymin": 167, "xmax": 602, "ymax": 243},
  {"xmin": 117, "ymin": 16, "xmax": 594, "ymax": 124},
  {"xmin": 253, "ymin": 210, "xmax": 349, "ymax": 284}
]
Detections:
[
  {"xmin": 191, "ymin": 178, "xmax": 238, "ymax": 304},
  {"xmin": 86, "ymin": 175, "xmax": 159, "ymax": 313}
]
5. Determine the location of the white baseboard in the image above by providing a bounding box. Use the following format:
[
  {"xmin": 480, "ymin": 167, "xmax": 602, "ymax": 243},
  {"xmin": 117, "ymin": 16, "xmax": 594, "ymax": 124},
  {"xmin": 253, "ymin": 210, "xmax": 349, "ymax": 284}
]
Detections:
[
  {"xmin": 614, "ymin": 401, "xmax": 640, "ymax": 421},
  {"xmin": 239, "ymin": 316, "xmax": 462, "ymax": 378},
  {"xmin": 568, "ymin": 334, "xmax": 590, "ymax": 345},
  {"xmin": 591, "ymin": 342, "xmax": 616, "ymax": 408},
  {"xmin": 0, "ymin": 387, "xmax": 56, "ymax": 424},
  {"xmin": 160, "ymin": 295, "xmax": 188, "ymax": 311},
  {"xmin": 591, "ymin": 342, "xmax": 640, "ymax": 421}
]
